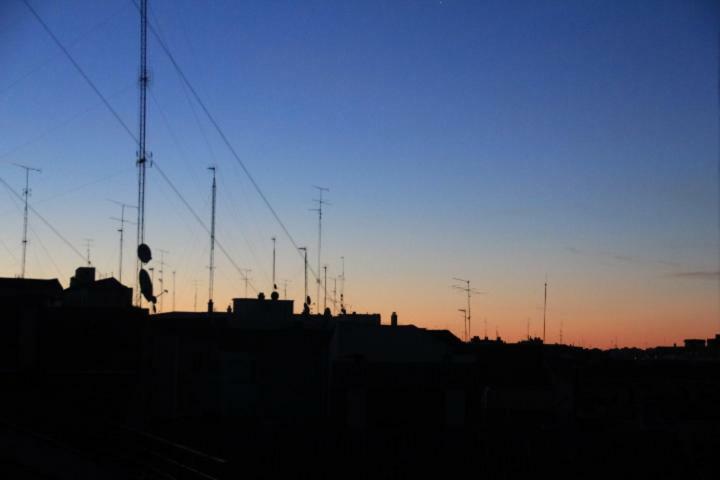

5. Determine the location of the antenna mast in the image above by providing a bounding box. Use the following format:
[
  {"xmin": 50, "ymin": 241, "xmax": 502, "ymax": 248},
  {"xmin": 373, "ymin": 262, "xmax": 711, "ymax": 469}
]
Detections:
[
  {"xmin": 157, "ymin": 248, "xmax": 168, "ymax": 312},
  {"xmin": 452, "ymin": 277, "xmax": 484, "ymax": 341},
  {"xmin": 323, "ymin": 264, "xmax": 328, "ymax": 312},
  {"xmin": 135, "ymin": 0, "xmax": 150, "ymax": 305},
  {"xmin": 299, "ymin": 247, "xmax": 308, "ymax": 308},
  {"xmin": 311, "ymin": 186, "xmax": 329, "ymax": 311},
  {"xmin": 15, "ymin": 164, "xmax": 41, "ymax": 278},
  {"xmin": 109, "ymin": 200, "xmax": 136, "ymax": 283},
  {"xmin": 208, "ymin": 166, "xmax": 216, "ymax": 312},
  {"xmin": 340, "ymin": 256, "xmax": 345, "ymax": 311},
  {"xmin": 543, "ymin": 278, "xmax": 548, "ymax": 343},
  {"xmin": 84, "ymin": 238, "xmax": 93, "ymax": 266},
  {"xmin": 272, "ymin": 236, "xmax": 276, "ymax": 290}
]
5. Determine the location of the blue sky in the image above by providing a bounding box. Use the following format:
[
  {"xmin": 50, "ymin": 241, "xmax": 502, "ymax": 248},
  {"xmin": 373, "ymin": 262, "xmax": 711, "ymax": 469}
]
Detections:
[{"xmin": 1, "ymin": 0, "xmax": 718, "ymax": 346}]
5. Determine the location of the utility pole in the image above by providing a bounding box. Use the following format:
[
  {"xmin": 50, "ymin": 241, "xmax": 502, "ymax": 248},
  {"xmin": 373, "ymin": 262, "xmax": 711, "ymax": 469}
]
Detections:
[
  {"xmin": 271, "ymin": 236, "xmax": 276, "ymax": 290},
  {"xmin": 172, "ymin": 270, "xmax": 176, "ymax": 311},
  {"xmin": 310, "ymin": 186, "xmax": 329, "ymax": 312},
  {"xmin": 208, "ymin": 166, "xmax": 216, "ymax": 313},
  {"xmin": 109, "ymin": 200, "xmax": 136, "ymax": 284},
  {"xmin": 157, "ymin": 249, "xmax": 168, "ymax": 313},
  {"xmin": 298, "ymin": 247, "xmax": 308, "ymax": 307},
  {"xmin": 452, "ymin": 278, "xmax": 484, "ymax": 340},
  {"xmin": 15, "ymin": 164, "xmax": 41, "ymax": 278}
]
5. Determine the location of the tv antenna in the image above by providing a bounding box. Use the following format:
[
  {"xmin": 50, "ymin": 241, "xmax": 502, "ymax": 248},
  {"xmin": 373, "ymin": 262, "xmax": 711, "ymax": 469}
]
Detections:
[
  {"xmin": 108, "ymin": 200, "xmax": 137, "ymax": 284},
  {"xmin": 14, "ymin": 163, "xmax": 41, "ymax": 278},
  {"xmin": 281, "ymin": 279, "xmax": 290, "ymax": 299},
  {"xmin": 208, "ymin": 166, "xmax": 216, "ymax": 313},
  {"xmin": 323, "ymin": 264, "xmax": 328, "ymax": 312},
  {"xmin": 339, "ymin": 255, "xmax": 345, "ymax": 311},
  {"xmin": 310, "ymin": 186, "xmax": 329, "ymax": 312},
  {"xmin": 543, "ymin": 276, "xmax": 548, "ymax": 343},
  {"xmin": 83, "ymin": 238, "xmax": 94, "ymax": 266},
  {"xmin": 458, "ymin": 308, "xmax": 467, "ymax": 341},
  {"xmin": 452, "ymin": 277, "xmax": 485, "ymax": 340},
  {"xmin": 172, "ymin": 270, "xmax": 176, "ymax": 311},
  {"xmin": 157, "ymin": 248, "xmax": 169, "ymax": 312},
  {"xmin": 298, "ymin": 247, "xmax": 308, "ymax": 309},
  {"xmin": 271, "ymin": 236, "xmax": 277, "ymax": 291},
  {"xmin": 240, "ymin": 268, "xmax": 252, "ymax": 298}
]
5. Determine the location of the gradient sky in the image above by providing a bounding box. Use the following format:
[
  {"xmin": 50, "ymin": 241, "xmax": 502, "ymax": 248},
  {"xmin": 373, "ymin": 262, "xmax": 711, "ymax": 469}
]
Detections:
[{"xmin": 1, "ymin": 0, "xmax": 718, "ymax": 347}]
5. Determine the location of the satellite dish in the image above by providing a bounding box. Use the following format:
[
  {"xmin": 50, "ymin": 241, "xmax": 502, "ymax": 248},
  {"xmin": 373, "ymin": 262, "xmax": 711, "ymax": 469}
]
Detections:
[
  {"xmin": 137, "ymin": 243, "xmax": 152, "ymax": 264},
  {"xmin": 139, "ymin": 268, "xmax": 156, "ymax": 304}
]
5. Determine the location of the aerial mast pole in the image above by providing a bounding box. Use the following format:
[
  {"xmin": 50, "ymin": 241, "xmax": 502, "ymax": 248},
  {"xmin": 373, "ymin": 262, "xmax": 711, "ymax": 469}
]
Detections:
[
  {"xmin": 109, "ymin": 200, "xmax": 136, "ymax": 284},
  {"xmin": 15, "ymin": 164, "xmax": 41, "ymax": 278},
  {"xmin": 272, "ymin": 236, "xmax": 276, "ymax": 290},
  {"xmin": 208, "ymin": 166, "xmax": 216, "ymax": 312},
  {"xmin": 543, "ymin": 278, "xmax": 548, "ymax": 343},
  {"xmin": 311, "ymin": 186, "xmax": 329, "ymax": 312},
  {"xmin": 157, "ymin": 249, "xmax": 168, "ymax": 312},
  {"xmin": 299, "ymin": 247, "xmax": 308, "ymax": 308},
  {"xmin": 135, "ymin": 0, "xmax": 150, "ymax": 306}
]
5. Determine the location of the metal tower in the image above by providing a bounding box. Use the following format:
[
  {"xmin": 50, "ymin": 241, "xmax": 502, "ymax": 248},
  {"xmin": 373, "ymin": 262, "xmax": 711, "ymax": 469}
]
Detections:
[{"xmin": 135, "ymin": 0, "xmax": 150, "ymax": 305}]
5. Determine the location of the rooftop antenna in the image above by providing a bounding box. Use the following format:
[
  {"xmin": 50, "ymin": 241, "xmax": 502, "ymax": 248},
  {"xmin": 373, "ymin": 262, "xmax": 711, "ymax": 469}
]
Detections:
[
  {"xmin": 526, "ymin": 317, "xmax": 530, "ymax": 340},
  {"xmin": 298, "ymin": 247, "xmax": 308, "ymax": 309},
  {"xmin": 14, "ymin": 163, "xmax": 41, "ymax": 278},
  {"xmin": 135, "ymin": 0, "xmax": 151, "ymax": 306},
  {"xmin": 311, "ymin": 186, "xmax": 329, "ymax": 311},
  {"xmin": 281, "ymin": 279, "xmax": 290, "ymax": 299},
  {"xmin": 108, "ymin": 200, "xmax": 137, "ymax": 284},
  {"xmin": 332, "ymin": 276, "xmax": 337, "ymax": 313},
  {"xmin": 340, "ymin": 255, "xmax": 345, "ymax": 311},
  {"xmin": 193, "ymin": 279, "xmax": 199, "ymax": 312},
  {"xmin": 172, "ymin": 270, "xmax": 176, "ymax": 311},
  {"xmin": 240, "ymin": 268, "xmax": 252, "ymax": 298},
  {"xmin": 271, "ymin": 236, "xmax": 277, "ymax": 291},
  {"xmin": 83, "ymin": 238, "xmax": 94, "ymax": 266},
  {"xmin": 157, "ymin": 248, "xmax": 168, "ymax": 312},
  {"xmin": 452, "ymin": 277, "xmax": 484, "ymax": 340},
  {"xmin": 323, "ymin": 264, "xmax": 328, "ymax": 312},
  {"xmin": 458, "ymin": 308, "xmax": 467, "ymax": 341},
  {"xmin": 543, "ymin": 276, "xmax": 548, "ymax": 343},
  {"xmin": 559, "ymin": 319, "xmax": 564, "ymax": 345},
  {"xmin": 208, "ymin": 166, "xmax": 216, "ymax": 313}
]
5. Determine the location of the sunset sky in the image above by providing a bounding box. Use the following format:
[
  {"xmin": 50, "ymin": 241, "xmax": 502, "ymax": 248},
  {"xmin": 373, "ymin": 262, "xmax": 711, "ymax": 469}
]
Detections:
[{"xmin": 1, "ymin": 0, "xmax": 718, "ymax": 347}]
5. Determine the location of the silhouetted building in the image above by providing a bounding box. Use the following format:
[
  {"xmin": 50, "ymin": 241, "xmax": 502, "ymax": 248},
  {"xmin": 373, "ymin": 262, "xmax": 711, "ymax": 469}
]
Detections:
[{"xmin": 63, "ymin": 267, "xmax": 133, "ymax": 308}]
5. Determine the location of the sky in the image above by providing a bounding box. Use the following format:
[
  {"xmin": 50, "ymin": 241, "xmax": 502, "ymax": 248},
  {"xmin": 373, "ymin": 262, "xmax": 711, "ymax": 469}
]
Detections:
[{"xmin": 0, "ymin": 0, "xmax": 718, "ymax": 348}]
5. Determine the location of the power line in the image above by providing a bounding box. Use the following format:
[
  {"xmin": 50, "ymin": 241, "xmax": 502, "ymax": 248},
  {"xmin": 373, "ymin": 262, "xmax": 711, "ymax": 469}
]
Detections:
[
  {"xmin": 136, "ymin": 3, "xmax": 322, "ymax": 283},
  {"xmin": 0, "ymin": 176, "xmax": 85, "ymax": 263}
]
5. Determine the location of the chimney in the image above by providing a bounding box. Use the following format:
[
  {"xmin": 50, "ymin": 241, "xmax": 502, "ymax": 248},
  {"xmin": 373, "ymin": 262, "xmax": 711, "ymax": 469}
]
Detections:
[{"xmin": 391, "ymin": 311, "xmax": 398, "ymax": 327}]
